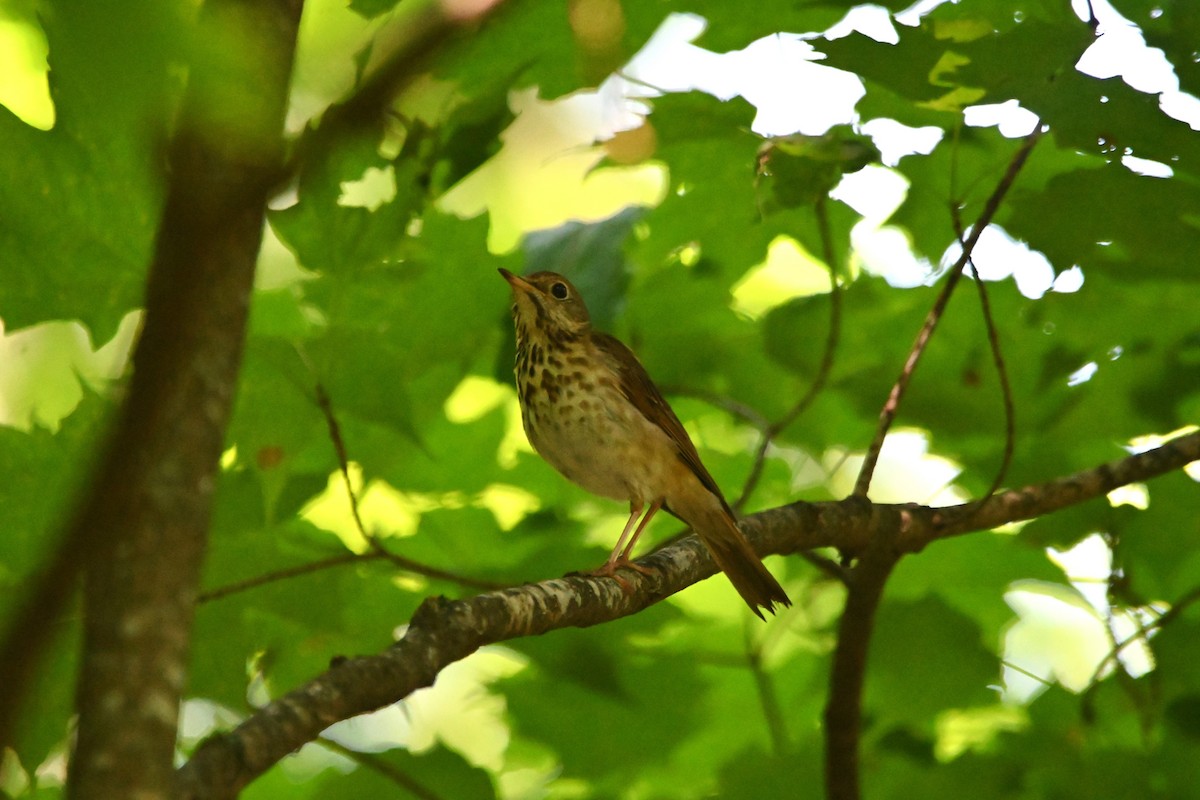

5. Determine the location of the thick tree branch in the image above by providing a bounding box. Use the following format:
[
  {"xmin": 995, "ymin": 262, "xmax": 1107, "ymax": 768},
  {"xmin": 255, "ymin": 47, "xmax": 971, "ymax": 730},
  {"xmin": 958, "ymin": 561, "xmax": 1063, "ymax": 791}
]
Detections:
[
  {"xmin": 824, "ymin": 544, "xmax": 898, "ymax": 800},
  {"xmin": 57, "ymin": 3, "xmax": 304, "ymax": 799},
  {"xmin": 176, "ymin": 430, "xmax": 1200, "ymax": 798}
]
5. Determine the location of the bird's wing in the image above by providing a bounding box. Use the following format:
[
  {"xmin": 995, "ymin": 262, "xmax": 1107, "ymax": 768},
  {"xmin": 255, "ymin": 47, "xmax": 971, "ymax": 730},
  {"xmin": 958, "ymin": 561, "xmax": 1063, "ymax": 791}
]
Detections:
[{"xmin": 591, "ymin": 332, "xmax": 728, "ymax": 506}]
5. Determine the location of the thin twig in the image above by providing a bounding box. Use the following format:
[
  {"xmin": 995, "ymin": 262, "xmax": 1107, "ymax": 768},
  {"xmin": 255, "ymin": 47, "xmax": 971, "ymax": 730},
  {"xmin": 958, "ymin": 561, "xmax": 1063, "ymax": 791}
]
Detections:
[
  {"xmin": 950, "ymin": 210, "xmax": 1016, "ymax": 501},
  {"xmin": 199, "ymin": 549, "xmax": 504, "ymax": 603},
  {"xmin": 372, "ymin": 551, "xmax": 508, "ymax": 590},
  {"xmin": 1086, "ymin": 567, "xmax": 1160, "ymax": 737},
  {"xmin": 1084, "ymin": 584, "xmax": 1200, "ymax": 693},
  {"xmin": 853, "ymin": 125, "xmax": 1043, "ymax": 498},
  {"xmin": 200, "ymin": 553, "xmax": 374, "ymax": 603},
  {"xmin": 832, "ymin": 140, "xmax": 1034, "ymax": 798},
  {"xmin": 800, "ymin": 550, "xmax": 851, "ymax": 582},
  {"xmin": 971, "ymin": 266, "xmax": 1015, "ymax": 498},
  {"xmin": 317, "ymin": 737, "xmax": 445, "ymax": 800},
  {"xmin": 735, "ymin": 194, "xmax": 843, "ymax": 511},
  {"xmin": 313, "ymin": 380, "xmax": 374, "ymax": 549},
  {"xmin": 290, "ymin": 357, "xmax": 507, "ymax": 592},
  {"xmin": 744, "ymin": 623, "xmax": 789, "ymax": 756},
  {"xmin": 667, "ymin": 387, "xmax": 772, "ymax": 429},
  {"xmin": 999, "ymin": 658, "xmax": 1055, "ymax": 687}
]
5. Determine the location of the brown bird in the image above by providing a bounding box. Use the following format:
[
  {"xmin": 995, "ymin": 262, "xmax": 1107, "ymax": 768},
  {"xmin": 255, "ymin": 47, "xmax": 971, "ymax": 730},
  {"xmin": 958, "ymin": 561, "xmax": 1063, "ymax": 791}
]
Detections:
[{"xmin": 500, "ymin": 268, "xmax": 790, "ymax": 619}]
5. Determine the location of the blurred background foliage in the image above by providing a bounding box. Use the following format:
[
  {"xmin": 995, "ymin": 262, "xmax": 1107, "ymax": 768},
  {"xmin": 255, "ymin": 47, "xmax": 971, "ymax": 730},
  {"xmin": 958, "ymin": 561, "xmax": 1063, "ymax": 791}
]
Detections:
[{"xmin": 1, "ymin": 0, "xmax": 1198, "ymax": 796}]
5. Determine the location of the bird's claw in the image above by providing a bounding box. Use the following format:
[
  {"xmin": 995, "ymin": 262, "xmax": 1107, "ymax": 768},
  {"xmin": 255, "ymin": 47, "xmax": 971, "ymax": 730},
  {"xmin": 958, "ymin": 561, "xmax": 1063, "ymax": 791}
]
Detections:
[{"xmin": 585, "ymin": 558, "xmax": 657, "ymax": 594}]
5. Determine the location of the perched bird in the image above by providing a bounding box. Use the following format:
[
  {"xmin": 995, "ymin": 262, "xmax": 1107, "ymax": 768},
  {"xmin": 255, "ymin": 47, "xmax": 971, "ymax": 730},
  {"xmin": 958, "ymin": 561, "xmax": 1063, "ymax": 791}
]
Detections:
[{"xmin": 499, "ymin": 269, "xmax": 790, "ymax": 619}]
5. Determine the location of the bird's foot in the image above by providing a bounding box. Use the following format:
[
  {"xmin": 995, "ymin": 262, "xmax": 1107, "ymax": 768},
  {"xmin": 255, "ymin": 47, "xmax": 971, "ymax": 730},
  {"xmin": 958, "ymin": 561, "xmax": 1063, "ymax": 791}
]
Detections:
[{"xmin": 585, "ymin": 558, "xmax": 657, "ymax": 594}]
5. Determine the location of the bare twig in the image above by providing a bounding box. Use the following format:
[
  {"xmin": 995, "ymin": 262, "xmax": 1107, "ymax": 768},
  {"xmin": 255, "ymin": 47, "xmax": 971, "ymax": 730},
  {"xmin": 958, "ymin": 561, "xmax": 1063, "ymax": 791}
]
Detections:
[
  {"xmin": 312, "ymin": 380, "xmax": 373, "ymax": 549},
  {"xmin": 745, "ymin": 624, "xmax": 789, "ymax": 756},
  {"xmin": 1084, "ymin": 584, "xmax": 1200, "ymax": 694},
  {"xmin": 200, "ymin": 553, "xmax": 370, "ymax": 603},
  {"xmin": 670, "ymin": 387, "xmax": 772, "ymax": 429},
  {"xmin": 950, "ymin": 210, "xmax": 1017, "ymax": 500},
  {"xmin": 375, "ymin": 552, "xmax": 509, "ymax": 590},
  {"xmin": 317, "ymin": 737, "xmax": 445, "ymax": 800},
  {"xmin": 736, "ymin": 195, "xmax": 843, "ymax": 512},
  {"xmin": 999, "ymin": 658, "xmax": 1055, "ymax": 688},
  {"xmin": 853, "ymin": 126, "xmax": 1043, "ymax": 498},
  {"xmin": 292, "ymin": 367, "xmax": 505, "ymax": 592},
  {"xmin": 198, "ymin": 550, "xmax": 504, "ymax": 603},
  {"xmin": 800, "ymin": 550, "xmax": 851, "ymax": 582}
]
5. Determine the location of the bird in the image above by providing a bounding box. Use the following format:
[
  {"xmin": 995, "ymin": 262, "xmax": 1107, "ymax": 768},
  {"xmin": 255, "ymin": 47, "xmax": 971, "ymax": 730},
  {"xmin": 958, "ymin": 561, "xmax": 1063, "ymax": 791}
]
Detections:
[{"xmin": 499, "ymin": 268, "xmax": 790, "ymax": 619}]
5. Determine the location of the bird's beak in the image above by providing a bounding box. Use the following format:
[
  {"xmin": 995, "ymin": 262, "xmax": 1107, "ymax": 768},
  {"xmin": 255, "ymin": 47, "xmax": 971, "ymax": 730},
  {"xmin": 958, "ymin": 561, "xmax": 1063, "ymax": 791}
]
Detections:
[{"xmin": 498, "ymin": 268, "xmax": 534, "ymax": 294}]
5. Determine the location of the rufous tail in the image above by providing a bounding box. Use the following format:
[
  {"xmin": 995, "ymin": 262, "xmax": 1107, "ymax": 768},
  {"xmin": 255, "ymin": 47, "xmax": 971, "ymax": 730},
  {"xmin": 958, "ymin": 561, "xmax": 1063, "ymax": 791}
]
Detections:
[{"xmin": 694, "ymin": 507, "xmax": 790, "ymax": 620}]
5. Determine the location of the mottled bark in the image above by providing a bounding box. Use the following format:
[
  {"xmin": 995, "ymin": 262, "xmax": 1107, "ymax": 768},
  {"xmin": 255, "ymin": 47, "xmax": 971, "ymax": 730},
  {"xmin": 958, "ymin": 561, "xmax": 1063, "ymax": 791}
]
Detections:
[{"xmin": 64, "ymin": 2, "xmax": 303, "ymax": 798}]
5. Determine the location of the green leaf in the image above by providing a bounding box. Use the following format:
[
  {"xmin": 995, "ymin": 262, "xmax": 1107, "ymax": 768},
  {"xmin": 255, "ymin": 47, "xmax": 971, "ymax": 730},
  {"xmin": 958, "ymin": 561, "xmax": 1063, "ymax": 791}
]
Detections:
[
  {"xmin": 434, "ymin": 3, "xmax": 581, "ymax": 100},
  {"xmin": 716, "ymin": 746, "xmax": 822, "ymax": 799},
  {"xmin": 638, "ymin": 93, "xmax": 772, "ymax": 280},
  {"xmin": 244, "ymin": 744, "xmax": 496, "ymax": 800},
  {"xmin": 1007, "ymin": 164, "xmax": 1200, "ymax": 281},
  {"xmin": 504, "ymin": 622, "xmax": 705, "ymax": 789},
  {"xmin": 1113, "ymin": 472, "xmax": 1200, "ymax": 600},
  {"xmin": 11, "ymin": 618, "xmax": 78, "ymax": 773},
  {"xmin": 522, "ymin": 208, "xmax": 640, "ymax": 331},
  {"xmin": 758, "ymin": 127, "xmax": 882, "ymax": 210},
  {"xmin": 0, "ymin": 394, "xmax": 111, "ymax": 586},
  {"xmin": 870, "ymin": 749, "xmax": 1019, "ymax": 800},
  {"xmin": 1150, "ymin": 616, "xmax": 1200, "ymax": 717},
  {"xmin": 889, "ymin": 533, "xmax": 1063, "ymax": 645},
  {"xmin": 1112, "ymin": 0, "xmax": 1200, "ymax": 98},
  {"xmin": 270, "ymin": 126, "xmax": 427, "ymax": 276},
  {"xmin": 867, "ymin": 597, "xmax": 997, "ymax": 728},
  {"xmin": 817, "ymin": 27, "xmax": 956, "ymax": 108},
  {"xmin": 0, "ymin": 1, "xmax": 176, "ymax": 335},
  {"xmin": 1020, "ymin": 496, "xmax": 1127, "ymax": 549}
]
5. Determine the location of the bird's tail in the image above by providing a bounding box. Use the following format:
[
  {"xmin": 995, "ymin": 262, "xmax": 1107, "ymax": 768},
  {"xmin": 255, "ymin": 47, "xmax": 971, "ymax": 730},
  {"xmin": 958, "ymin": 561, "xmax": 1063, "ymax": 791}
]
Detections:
[{"xmin": 693, "ymin": 506, "xmax": 790, "ymax": 620}]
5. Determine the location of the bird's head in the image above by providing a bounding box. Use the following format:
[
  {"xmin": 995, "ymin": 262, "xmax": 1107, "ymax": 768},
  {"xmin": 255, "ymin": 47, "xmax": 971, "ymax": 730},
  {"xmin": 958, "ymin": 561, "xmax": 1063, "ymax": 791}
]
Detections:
[{"xmin": 499, "ymin": 269, "xmax": 592, "ymax": 341}]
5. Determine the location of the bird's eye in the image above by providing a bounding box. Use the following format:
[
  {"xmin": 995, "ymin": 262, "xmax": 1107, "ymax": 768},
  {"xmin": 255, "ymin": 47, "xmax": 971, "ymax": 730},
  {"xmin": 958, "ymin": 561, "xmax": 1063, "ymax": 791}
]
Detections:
[{"xmin": 550, "ymin": 282, "xmax": 569, "ymax": 300}]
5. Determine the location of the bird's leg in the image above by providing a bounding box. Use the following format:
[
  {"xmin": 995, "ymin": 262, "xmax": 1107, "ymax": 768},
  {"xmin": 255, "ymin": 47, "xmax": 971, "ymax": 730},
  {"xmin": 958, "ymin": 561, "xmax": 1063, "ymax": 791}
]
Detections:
[
  {"xmin": 608, "ymin": 500, "xmax": 644, "ymax": 565},
  {"xmin": 587, "ymin": 501, "xmax": 658, "ymax": 590},
  {"xmin": 619, "ymin": 498, "xmax": 662, "ymax": 562}
]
